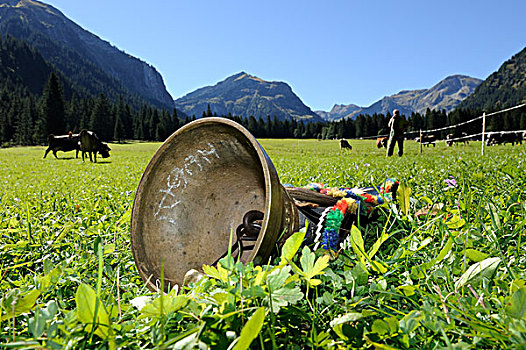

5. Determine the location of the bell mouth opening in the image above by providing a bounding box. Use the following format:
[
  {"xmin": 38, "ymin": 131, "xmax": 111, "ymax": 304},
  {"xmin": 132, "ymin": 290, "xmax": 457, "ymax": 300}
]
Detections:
[{"xmin": 130, "ymin": 118, "xmax": 282, "ymax": 290}]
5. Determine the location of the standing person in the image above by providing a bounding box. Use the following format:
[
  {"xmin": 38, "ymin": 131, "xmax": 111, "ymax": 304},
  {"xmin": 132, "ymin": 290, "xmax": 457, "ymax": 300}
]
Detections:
[{"xmin": 386, "ymin": 109, "xmax": 409, "ymax": 157}]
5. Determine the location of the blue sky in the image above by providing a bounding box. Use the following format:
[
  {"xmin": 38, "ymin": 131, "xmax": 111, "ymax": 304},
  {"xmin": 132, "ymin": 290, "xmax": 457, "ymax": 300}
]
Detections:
[{"xmin": 44, "ymin": 0, "xmax": 526, "ymax": 111}]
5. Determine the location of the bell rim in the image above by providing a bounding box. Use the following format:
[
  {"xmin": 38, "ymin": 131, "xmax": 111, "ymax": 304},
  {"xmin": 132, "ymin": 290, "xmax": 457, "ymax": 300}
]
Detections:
[{"xmin": 130, "ymin": 117, "xmax": 287, "ymax": 290}]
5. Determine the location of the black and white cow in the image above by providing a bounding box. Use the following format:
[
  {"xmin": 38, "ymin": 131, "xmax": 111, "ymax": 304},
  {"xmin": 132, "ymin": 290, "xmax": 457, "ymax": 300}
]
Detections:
[
  {"xmin": 79, "ymin": 130, "xmax": 111, "ymax": 162},
  {"xmin": 340, "ymin": 139, "xmax": 352, "ymax": 150},
  {"xmin": 486, "ymin": 132, "xmax": 523, "ymax": 146}
]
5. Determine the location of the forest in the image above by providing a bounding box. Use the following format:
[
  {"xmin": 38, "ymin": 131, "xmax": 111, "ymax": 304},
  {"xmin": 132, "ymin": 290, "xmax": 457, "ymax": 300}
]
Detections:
[{"xmin": 2, "ymin": 69, "xmax": 526, "ymax": 148}]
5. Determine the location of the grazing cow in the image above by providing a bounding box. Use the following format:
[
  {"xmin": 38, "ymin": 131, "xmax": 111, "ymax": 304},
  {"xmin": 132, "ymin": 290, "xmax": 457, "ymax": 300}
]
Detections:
[
  {"xmin": 486, "ymin": 132, "xmax": 523, "ymax": 146},
  {"xmin": 417, "ymin": 134, "xmax": 437, "ymax": 147},
  {"xmin": 43, "ymin": 133, "xmax": 80, "ymax": 159},
  {"xmin": 446, "ymin": 132, "xmax": 469, "ymax": 146},
  {"xmin": 485, "ymin": 132, "xmax": 501, "ymax": 146},
  {"xmin": 79, "ymin": 129, "xmax": 111, "ymax": 162},
  {"xmin": 376, "ymin": 137, "xmax": 388, "ymax": 149},
  {"xmin": 340, "ymin": 139, "xmax": 352, "ymax": 150},
  {"xmin": 505, "ymin": 132, "xmax": 523, "ymax": 145}
]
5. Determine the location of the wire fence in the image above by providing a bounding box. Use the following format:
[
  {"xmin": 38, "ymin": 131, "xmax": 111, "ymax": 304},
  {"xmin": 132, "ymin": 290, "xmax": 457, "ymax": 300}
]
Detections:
[
  {"xmin": 415, "ymin": 103, "xmax": 526, "ymax": 136},
  {"xmin": 357, "ymin": 103, "xmax": 526, "ymax": 155}
]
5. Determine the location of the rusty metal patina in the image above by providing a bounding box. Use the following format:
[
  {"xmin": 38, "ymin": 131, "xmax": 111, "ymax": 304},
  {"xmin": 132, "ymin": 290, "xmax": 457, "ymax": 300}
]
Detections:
[{"xmin": 130, "ymin": 118, "xmax": 299, "ymax": 291}]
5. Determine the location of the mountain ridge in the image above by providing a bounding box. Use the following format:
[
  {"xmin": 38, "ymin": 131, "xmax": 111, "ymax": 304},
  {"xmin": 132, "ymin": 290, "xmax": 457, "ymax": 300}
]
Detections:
[
  {"xmin": 317, "ymin": 74, "xmax": 482, "ymax": 120},
  {"xmin": 174, "ymin": 72, "xmax": 324, "ymax": 122}
]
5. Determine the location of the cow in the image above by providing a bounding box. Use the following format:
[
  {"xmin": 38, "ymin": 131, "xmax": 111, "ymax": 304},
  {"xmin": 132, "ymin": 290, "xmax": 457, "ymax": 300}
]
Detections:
[
  {"xmin": 79, "ymin": 129, "xmax": 111, "ymax": 162},
  {"xmin": 486, "ymin": 132, "xmax": 523, "ymax": 146},
  {"xmin": 417, "ymin": 134, "xmax": 437, "ymax": 147},
  {"xmin": 446, "ymin": 132, "xmax": 469, "ymax": 146},
  {"xmin": 486, "ymin": 132, "xmax": 501, "ymax": 146},
  {"xmin": 43, "ymin": 132, "xmax": 80, "ymax": 159},
  {"xmin": 339, "ymin": 139, "xmax": 352, "ymax": 150},
  {"xmin": 376, "ymin": 137, "xmax": 388, "ymax": 148}
]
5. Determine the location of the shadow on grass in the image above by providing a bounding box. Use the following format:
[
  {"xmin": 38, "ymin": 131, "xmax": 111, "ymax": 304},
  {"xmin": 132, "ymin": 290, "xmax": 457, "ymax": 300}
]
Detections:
[
  {"xmin": 52, "ymin": 157, "xmax": 78, "ymax": 160},
  {"xmin": 42, "ymin": 156, "xmax": 79, "ymax": 160}
]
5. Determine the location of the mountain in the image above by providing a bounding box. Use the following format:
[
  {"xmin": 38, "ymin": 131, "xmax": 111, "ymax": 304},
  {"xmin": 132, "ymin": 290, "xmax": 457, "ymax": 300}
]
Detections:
[
  {"xmin": 174, "ymin": 72, "xmax": 324, "ymax": 122},
  {"xmin": 319, "ymin": 75, "xmax": 482, "ymax": 120},
  {"xmin": 0, "ymin": 0, "xmax": 174, "ymax": 108},
  {"xmin": 315, "ymin": 104, "xmax": 361, "ymax": 121},
  {"xmin": 458, "ymin": 47, "xmax": 526, "ymax": 111}
]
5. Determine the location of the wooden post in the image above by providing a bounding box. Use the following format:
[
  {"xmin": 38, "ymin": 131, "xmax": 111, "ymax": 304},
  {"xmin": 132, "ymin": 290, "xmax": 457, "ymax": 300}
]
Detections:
[
  {"xmin": 481, "ymin": 112, "xmax": 486, "ymax": 156},
  {"xmin": 419, "ymin": 129, "xmax": 423, "ymax": 154}
]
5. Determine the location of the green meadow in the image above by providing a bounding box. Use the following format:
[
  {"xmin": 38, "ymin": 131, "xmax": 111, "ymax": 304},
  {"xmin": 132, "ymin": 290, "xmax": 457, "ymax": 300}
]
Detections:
[{"xmin": 1, "ymin": 139, "xmax": 526, "ymax": 349}]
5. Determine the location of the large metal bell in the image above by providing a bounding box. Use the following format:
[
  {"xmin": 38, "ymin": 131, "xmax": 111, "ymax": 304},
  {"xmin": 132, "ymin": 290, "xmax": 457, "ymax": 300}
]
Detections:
[{"xmin": 130, "ymin": 117, "xmax": 299, "ymax": 291}]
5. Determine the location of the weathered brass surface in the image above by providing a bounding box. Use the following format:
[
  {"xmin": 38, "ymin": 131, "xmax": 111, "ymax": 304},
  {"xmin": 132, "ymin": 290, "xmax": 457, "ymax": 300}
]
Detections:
[{"xmin": 130, "ymin": 118, "xmax": 299, "ymax": 291}]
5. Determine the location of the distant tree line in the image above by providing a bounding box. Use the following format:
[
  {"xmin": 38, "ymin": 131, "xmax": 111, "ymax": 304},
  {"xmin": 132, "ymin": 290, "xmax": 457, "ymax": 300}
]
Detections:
[
  {"xmin": 216, "ymin": 106, "xmax": 526, "ymax": 140},
  {"xmin": 2, "ymin": 71, "xmax": 526, "ymax": 147},
  {"xmin": 0, "ymin": 71, "xmax": 182, "ymax": 146}
]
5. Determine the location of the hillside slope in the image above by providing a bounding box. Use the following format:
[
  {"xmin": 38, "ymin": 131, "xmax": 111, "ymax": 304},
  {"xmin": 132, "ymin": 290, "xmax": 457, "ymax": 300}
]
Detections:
[
  {"xmin": 0, "ymin": 0, "xmax": 174, "ymax": 108},
  {"xmin": 458, "ymin": 47, "xmax": 526, "ymax": 111}
]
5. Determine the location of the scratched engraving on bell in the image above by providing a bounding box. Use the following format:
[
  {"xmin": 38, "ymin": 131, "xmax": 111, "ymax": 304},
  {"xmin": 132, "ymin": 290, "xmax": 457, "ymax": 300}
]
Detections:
[{"xmin": 155, "ymin": 143, "xmax": 220, "ymax": 224}]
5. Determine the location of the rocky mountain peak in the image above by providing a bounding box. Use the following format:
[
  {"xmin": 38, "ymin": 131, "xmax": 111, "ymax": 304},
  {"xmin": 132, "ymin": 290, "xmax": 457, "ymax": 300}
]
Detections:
[{"xmin": 175, "ymin": 72, "xmax": 322, "ymax": 122}]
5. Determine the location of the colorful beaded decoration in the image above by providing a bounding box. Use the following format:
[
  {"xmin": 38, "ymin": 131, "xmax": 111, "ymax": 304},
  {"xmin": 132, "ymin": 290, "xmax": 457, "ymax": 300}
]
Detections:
[{"xmin": 306, "ymin": 179, "xmax": 399, "ymax": 251}]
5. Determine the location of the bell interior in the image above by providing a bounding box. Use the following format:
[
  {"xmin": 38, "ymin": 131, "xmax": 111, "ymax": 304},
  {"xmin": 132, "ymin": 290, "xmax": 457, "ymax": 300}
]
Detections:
[{"xmin": 131, "ymin": 120, "xmax": 271, "ymax": 289}]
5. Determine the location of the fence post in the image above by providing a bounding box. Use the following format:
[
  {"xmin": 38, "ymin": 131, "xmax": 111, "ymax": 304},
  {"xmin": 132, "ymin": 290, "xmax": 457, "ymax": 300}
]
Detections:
[
  {"xmin": 419, "ymin": 129, "xmax": 423, "ymax": 154},
  {"xmin": 481, "ymin": 112, "xmax": 486, "ymax": 156}
]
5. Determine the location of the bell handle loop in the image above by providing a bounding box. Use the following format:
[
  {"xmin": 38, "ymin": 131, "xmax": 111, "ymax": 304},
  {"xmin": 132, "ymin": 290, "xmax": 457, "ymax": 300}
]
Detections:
[{"xmin": 243, "ymin": 210, "xmax": 264, "ymax": 236}]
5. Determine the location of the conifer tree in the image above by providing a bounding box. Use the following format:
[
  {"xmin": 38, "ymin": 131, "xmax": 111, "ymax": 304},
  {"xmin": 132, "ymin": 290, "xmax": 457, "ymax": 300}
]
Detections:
[
  {"xmin": 265, "ymin": 116, "xmax": 272, "ymax": 136},
  {"xmin": 258, "ymin": 117, "xmax": 268, "ymax": 137},
  {"xmin": 114, "ymin": 95, "xmax": 128, "ymax": 140},
  {"xmin": 134, "ymin": 114, "xmax": 144, "ymax": 140},
  {"xmin": 4, "ymin": 96, "xmax": 20, "ymax": 143},
  {"xmin": 33, "ymin": 112, "xmax": 47, "ymax": 145},
  {"xmin": 135, "ymin": 104, "xmax": 148, "ymax": 140},
  {"xmin": 66, "ymin": 93, "xmax": 79, "ymax": 132},
  {"xmin": 282, "ymin": 119, "xmax": 291, "ymax": 138},
  {"xmin": 336, "ymin": 121, "xmax": 345, "ymax": 139},
  {"xmin": 294, "ymin": 122, "xmax": 304, "ymax": 138},
  {"xmin": 171, "ymin": 108, "xmax": 180, "ymax": 132},
  {"xmin": 15, "ymin": 99, "xmax": 34, "ymax": 145},
  {"xmin": 113, "ymin": 112, "xmax": 124, "ymax": 143},
  {"xmin": 89, "ymin": 93, "xmax": 113, "ymax": 140},
  {"xmin": 0, "ymin": 109, "xmax": 7, "ymax": 144},
  {"xmin": 148, "ymin": 108, "xmax": 160, "ymax": 141},
  {"xmin": 364, "ymin": 116, "xmax": 375, "ymax": 137},
  {"xmin": 247, "ymin": 116, "xmax": 258, "ymax": 136},
  {"xmin": 355, "ymin": 115, "xmax": 366, "ymax": 138},
  {"xmin": 40, "ymin": 72, "xmax": 66, "ymax": 135},
  {"xmin": 122, "ymin": 103, "xmax": 134, "ymax": 138},
  {"xmin": 157, "ymin": 108, "xmax": 171, "ymax": 141},
  {"xmin": 78, "ymin": 98, "xmax": 92, "ymax": 130}
]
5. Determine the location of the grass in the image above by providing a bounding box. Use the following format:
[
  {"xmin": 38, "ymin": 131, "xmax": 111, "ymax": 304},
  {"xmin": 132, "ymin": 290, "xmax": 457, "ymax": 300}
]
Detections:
[{"xmin": 1, "ymin": 138, "xmax": 526, "ymax": 349}]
